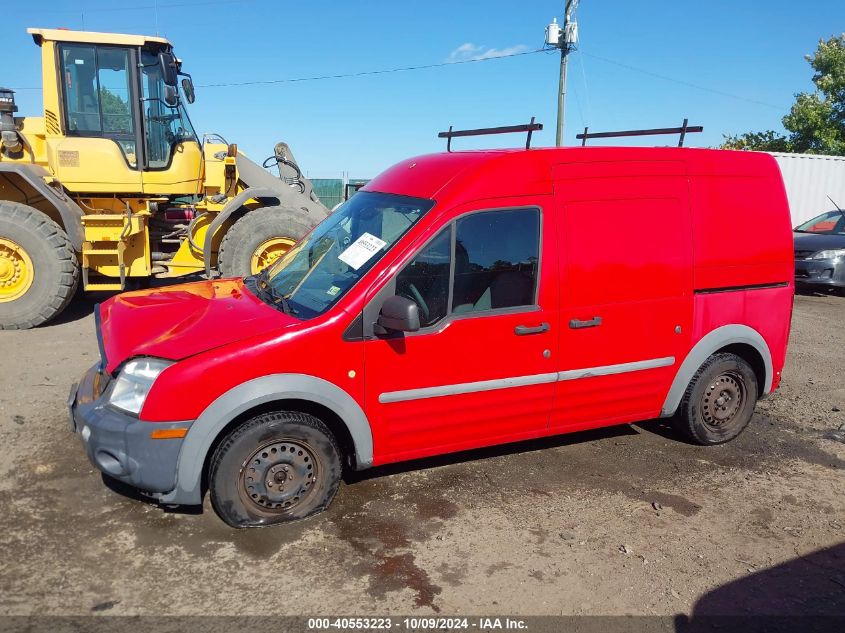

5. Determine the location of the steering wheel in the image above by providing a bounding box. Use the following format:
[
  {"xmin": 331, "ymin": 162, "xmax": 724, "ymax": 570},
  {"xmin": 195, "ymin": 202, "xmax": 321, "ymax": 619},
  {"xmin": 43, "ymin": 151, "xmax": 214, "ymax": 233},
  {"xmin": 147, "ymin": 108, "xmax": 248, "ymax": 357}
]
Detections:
[{"xmin": 403, "ymin": 283, "xmax": 430, "ymax": 324}]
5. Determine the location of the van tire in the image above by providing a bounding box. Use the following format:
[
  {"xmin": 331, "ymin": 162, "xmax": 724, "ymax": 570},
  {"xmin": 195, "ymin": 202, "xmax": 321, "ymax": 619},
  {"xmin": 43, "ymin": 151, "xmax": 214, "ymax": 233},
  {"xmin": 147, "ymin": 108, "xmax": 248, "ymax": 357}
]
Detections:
[
  {"xmin": 217, "ymin": 206, "xmax": 314, "ymax": 277},
  {"xmin": 672, "ymin": 352, "xmax": 758, "ymax": 445},
  {"xmin": 0, "ymin": 201, "xmax": 79, "ymax": 330},
  {"xmin": 209, "ymin": 411, "xmax": 342, "ymax": 528}
]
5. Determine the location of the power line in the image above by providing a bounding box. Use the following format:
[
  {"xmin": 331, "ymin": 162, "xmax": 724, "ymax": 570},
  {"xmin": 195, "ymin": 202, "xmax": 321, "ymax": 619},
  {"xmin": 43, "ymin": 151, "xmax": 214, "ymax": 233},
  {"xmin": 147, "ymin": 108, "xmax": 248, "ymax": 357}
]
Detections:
[
  {"xmin": 581, "ymin": 51, "xmax": 786, "ymax": 111},
  {"xmin": 196, "ymin": 48, "xmax": 546, "ymax": 88},
  {"xmin": 576, "ymin": 51, "xmax": 592, "ymax": 126},
  {"xmin": 7, "ymin": 48, "xmax": 545, "ymax": 91},
  {"xmin": 39, "ymin": 0, "xmax": 253, "ymax": 15},
  {"xmin": 9, "ymin": 43, "xmax": 791, "ymax": 117}
]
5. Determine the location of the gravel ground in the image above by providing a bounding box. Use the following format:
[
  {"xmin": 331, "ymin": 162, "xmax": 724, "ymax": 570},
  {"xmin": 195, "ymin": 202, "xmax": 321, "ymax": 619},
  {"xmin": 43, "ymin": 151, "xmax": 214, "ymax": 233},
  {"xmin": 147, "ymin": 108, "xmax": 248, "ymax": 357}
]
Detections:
[{"xmin": 0, "ymin": 291, "xmax": 842, "ymax": 617}]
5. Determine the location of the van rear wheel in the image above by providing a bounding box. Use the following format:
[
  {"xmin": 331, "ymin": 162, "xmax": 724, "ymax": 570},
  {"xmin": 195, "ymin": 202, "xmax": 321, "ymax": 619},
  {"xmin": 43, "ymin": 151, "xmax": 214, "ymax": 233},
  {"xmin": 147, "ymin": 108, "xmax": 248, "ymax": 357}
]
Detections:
[
  {"xmin": 209, "ymin": 411, "xmax": 342, "ymax": 528},
  {"xmin": 673, "ymin": 352, "xmax": 758, "ymax": 445}
]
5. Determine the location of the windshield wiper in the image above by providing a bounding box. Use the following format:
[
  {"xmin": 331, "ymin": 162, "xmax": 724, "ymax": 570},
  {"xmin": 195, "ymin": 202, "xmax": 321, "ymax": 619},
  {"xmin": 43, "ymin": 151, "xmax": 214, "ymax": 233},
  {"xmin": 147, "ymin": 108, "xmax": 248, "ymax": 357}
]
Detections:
[{"xmin": 255, "ymin": 270, "xmax": 295, "ymax": 315}]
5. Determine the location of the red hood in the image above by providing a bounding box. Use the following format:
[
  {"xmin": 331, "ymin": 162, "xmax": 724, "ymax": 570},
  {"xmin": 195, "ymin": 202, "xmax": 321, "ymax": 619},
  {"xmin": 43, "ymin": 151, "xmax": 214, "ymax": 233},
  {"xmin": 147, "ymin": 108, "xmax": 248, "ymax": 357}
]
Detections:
[{"xmin": 98, "ymin": 279, "xmax": 296, "ymax": 373}]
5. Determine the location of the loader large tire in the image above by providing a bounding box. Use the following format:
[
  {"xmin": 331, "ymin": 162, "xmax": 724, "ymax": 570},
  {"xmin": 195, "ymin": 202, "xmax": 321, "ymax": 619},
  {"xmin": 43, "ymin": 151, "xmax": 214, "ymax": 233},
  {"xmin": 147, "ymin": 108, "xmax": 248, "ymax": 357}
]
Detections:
[
  {"xmin": 217, "ymin": 205, "xmax": 315, "ymax": 277},
  {"xmin": 0, "ymin": 201, "xmax": 79, "ymax": 329}
]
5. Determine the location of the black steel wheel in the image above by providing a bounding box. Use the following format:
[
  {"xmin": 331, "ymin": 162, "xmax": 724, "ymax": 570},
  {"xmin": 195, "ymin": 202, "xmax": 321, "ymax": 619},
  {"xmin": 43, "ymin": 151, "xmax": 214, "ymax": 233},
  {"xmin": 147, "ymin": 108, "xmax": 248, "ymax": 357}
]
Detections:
[
  {"xmin": 673, "ymin": 352, "xmax": 759, "ymax": 445},
  {"xmin": 698, "ymin": 371, "xmax": 747, "ymax": 430},
  {"xmin": 239, "ymin": 439, "xmax": 320, "ymax": 514},
  {"xmin": 209, "ymin": 411, "xmax": 342, "ymax": 528}
]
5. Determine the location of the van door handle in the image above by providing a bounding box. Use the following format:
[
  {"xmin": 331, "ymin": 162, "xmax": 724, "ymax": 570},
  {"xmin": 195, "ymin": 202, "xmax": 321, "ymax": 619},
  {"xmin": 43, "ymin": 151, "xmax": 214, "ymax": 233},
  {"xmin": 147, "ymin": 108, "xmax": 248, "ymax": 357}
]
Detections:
[
  {"xmin": 514, "ymin": 322, "xmax": 550, "ymax": 336},
  {"xmin": 569, "ymin": 316, "xmax": 602, "ymax": 329}
]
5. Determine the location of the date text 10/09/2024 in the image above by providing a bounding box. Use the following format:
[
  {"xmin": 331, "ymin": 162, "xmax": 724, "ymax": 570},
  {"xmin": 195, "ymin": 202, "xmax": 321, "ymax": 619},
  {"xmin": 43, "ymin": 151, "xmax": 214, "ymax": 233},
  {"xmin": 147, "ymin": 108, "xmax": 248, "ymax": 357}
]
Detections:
[{"xmin": 307, "ymin": 617, "xmax": 529, "ymax": 630}]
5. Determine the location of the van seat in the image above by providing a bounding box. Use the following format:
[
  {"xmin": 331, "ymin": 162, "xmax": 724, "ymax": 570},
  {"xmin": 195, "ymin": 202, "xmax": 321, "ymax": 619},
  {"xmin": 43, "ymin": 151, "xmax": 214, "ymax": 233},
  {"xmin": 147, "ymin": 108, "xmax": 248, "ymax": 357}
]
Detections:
[{"xmin": 452, "ymin": 271, "xmax": 532, "ymax": 314}]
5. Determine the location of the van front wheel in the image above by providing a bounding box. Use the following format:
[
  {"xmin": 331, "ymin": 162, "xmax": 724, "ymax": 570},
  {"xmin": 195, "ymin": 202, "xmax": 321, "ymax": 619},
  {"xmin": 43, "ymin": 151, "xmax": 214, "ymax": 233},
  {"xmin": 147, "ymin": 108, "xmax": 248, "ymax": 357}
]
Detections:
[
  {"xmin": 209, "ymin": 411, "xmax": 342, "ymax": 528},
  {"xmin": 673, "ymin": 352, "xmax": 758, "ymax": 445}
]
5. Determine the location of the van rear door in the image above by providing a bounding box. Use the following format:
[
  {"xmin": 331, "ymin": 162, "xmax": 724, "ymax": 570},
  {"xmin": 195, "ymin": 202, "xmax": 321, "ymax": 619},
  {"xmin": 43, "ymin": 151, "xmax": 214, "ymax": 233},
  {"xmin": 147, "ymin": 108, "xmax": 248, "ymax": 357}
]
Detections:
[{"xmin": 550, "ymin": 160, "xmax": 693, "ymax": 430}]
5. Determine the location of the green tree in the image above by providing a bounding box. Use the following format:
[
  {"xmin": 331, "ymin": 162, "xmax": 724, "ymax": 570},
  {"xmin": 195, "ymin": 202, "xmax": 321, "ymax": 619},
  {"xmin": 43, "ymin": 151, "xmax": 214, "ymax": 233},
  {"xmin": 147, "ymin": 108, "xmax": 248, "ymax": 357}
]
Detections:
[
  {"xmin": 722, "ymin": 34, "xmax": 845, "ymax": 155},
  {"xmin": 99, "ymin": 88, "xmax": 131, "ymax": 134}
]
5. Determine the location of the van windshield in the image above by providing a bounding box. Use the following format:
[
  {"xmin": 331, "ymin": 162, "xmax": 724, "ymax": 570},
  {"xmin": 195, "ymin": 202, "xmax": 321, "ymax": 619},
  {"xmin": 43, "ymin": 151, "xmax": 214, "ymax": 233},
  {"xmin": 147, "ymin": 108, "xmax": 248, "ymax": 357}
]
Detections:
[{"xmin": 247, "ymin": 191, "xmax": 435, "ymax": 319}]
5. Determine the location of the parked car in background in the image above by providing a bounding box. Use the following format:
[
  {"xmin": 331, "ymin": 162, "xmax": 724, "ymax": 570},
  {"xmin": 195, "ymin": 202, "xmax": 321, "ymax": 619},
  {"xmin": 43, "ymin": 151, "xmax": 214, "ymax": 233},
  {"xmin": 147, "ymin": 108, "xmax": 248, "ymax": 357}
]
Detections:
[{"xmin": 793, "ymin": 210, "xmax": 845, "ymax": 290}]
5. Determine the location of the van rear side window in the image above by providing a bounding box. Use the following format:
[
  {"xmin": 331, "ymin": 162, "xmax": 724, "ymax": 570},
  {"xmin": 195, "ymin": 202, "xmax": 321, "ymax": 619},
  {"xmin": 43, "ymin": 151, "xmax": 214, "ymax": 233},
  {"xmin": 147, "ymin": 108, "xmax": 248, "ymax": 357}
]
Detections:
[{"xmin": 394, "ymin": 208, "xmax": 540, "ymax": 328}]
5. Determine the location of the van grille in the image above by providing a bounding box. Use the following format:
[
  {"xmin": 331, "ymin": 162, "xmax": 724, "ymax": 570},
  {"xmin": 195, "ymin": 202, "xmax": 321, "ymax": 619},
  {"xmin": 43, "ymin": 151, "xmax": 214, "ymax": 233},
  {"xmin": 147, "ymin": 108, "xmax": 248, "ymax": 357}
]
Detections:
[{"xmin": 794, "ymin": 250, "xmax": 816, "ymax": 260}]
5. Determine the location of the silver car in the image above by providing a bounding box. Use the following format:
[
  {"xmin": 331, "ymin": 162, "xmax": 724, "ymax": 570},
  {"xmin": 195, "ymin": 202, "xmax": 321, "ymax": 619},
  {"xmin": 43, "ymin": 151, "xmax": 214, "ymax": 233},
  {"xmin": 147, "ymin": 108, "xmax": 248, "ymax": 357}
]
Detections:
[{"xmin": 794, "ymin": 210, "xmax": 845, "ymax": 290}]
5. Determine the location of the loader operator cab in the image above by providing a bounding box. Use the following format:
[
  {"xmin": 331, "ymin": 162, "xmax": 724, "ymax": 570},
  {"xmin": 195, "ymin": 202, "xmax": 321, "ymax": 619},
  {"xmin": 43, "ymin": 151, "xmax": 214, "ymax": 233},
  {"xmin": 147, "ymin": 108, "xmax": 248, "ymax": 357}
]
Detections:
[
  {"xmin": 57, "ymin": 39, "xmax": 198, "ymax": 171},
  {"xmin": 0, "ymin": 27, "xmax": 329, "ymax": 331}
]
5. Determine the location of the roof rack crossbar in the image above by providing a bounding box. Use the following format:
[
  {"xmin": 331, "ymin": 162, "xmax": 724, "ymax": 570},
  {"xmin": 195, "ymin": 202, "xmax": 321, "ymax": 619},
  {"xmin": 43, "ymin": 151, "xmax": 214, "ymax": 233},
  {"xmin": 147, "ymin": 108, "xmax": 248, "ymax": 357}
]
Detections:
[
  {"xmin": 438, "ymin": 117, "xmax": 543, "ymax": 152},
  {"xmin": 576, "ymin": 118, "xmax": 703, "ymax": 147}
]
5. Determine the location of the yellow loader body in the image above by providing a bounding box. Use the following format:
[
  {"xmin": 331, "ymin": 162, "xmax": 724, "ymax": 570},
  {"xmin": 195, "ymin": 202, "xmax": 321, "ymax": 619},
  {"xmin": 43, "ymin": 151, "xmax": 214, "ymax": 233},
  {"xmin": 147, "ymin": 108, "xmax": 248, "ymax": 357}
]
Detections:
[{"xmin": 0, "ymin": 28, "xmax": 328, "ymax": 328}]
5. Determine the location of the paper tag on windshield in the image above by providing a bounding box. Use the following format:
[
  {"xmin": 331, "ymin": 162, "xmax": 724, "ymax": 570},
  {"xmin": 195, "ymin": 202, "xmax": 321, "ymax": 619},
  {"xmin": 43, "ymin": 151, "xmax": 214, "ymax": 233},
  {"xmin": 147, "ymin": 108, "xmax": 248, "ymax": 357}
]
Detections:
[{"xmin": 338, "ymin": 232, "xmax": 386, "ymax": 270}]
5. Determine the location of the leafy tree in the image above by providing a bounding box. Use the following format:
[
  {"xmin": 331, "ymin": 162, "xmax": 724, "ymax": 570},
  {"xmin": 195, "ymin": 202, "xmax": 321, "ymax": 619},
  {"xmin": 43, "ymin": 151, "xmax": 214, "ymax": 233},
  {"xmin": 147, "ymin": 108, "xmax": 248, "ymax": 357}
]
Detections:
[
  {"xmin": 721, "ymin": 130, "xmax": 791, "ymax": 152},
  {"xmin": 723, "ymin": 34, "xmax": 845, "ymax": 154},
  {"xmin": 99, "ymin": 88, "xmax": 131, "ymax": 134}
]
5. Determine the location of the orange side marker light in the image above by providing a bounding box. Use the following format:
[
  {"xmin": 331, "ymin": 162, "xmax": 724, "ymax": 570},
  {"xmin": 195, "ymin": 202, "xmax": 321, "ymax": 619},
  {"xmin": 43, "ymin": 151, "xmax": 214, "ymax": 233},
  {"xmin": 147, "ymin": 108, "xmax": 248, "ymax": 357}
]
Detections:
[{"xmin": 150, "ymin": 428, "xmax": 189, "ymax": 440}]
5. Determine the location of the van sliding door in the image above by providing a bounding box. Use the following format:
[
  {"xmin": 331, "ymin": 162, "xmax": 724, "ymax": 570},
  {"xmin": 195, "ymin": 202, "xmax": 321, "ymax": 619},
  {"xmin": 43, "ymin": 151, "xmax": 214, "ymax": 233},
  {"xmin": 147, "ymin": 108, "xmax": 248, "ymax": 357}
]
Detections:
[{"xmin": 550, "ymin": 160, "xmax": 693, "ymax": 430}]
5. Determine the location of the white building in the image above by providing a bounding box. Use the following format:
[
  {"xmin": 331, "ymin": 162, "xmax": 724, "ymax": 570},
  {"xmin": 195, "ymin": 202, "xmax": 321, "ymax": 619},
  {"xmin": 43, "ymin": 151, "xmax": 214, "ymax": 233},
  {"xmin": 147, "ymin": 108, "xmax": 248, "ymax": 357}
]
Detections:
[{"xmin": 770, "ymin": 152, "xmax": 845, "ymax": 227}]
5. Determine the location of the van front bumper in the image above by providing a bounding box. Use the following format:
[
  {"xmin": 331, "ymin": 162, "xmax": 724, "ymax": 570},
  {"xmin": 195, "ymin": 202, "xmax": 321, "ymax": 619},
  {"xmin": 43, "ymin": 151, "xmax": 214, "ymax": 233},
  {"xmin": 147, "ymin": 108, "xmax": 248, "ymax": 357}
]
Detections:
[{"xmin": 69, "ymin": 363, "xmax": 192, "ymax": 496}]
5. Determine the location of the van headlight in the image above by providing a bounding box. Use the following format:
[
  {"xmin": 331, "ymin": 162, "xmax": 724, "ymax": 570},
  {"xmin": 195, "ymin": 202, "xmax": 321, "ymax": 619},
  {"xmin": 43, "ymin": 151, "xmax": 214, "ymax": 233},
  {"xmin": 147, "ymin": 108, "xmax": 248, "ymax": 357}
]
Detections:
[
  {"xmin": 108, "ymin": 358, "xmax": 172, "ymax": 415},
  {"xmin": 809, "ymin": 249, "xmax": 845, "ymax": 260}
]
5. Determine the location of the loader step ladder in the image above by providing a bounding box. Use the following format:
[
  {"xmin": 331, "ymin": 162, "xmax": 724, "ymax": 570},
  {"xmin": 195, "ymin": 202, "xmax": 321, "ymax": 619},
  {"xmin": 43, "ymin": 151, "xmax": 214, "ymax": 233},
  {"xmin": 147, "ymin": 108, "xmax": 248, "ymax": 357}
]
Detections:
[{"xmin": 80, "ymin": 213, "xmax": 141, "ymax": 291}]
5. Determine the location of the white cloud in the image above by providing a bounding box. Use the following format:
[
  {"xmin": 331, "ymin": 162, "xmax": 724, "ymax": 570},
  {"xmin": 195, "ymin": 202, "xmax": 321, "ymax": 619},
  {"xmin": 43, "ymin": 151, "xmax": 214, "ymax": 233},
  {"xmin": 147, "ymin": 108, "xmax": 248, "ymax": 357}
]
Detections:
[{"xmin": 447, "ymin": 43, "xmax": 530, "ymax": 62}]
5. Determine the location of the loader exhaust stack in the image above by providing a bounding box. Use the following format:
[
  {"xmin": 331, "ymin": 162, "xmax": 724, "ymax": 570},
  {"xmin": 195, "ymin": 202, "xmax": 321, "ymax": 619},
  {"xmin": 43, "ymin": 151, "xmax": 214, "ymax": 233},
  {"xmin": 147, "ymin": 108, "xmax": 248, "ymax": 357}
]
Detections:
[{"xmin": 0, "ymin": 88, "xmax": 23, "ymax": 157}]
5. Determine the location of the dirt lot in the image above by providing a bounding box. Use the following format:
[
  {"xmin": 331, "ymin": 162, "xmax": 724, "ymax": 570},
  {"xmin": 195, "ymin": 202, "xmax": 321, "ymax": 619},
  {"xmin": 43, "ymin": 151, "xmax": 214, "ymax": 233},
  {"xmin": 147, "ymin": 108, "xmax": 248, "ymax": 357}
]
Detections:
[{"xmin": 0, "ymin": 291, "xmax": 843, "ymax": 617}]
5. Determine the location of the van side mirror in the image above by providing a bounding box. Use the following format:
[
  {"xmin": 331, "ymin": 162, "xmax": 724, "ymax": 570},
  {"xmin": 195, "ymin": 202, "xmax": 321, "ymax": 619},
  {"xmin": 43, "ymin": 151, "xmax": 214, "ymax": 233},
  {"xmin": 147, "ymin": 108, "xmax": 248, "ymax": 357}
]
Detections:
[
  {"xmin": 375, "ymin": 295, "xmax": 420, "ymax": 334},
  {"xmin": 159, "ymin": 52, "xmax": 178, "ymax": 86}
]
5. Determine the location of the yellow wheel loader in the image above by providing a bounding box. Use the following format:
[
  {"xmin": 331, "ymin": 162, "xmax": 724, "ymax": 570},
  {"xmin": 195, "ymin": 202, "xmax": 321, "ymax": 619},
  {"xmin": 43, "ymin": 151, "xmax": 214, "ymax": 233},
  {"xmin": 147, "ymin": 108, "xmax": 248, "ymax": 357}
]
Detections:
[{"xmin": 0, "ymin": 28, "xmax": 329, "ymax": 329}]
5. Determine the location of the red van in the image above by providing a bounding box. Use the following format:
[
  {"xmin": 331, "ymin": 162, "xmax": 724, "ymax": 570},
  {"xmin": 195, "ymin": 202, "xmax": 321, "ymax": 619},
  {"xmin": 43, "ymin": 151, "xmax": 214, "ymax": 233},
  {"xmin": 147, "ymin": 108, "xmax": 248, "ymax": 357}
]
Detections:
[{"xmin": 69, "ymin": 145, "xmax": 794, "ymax": 528}]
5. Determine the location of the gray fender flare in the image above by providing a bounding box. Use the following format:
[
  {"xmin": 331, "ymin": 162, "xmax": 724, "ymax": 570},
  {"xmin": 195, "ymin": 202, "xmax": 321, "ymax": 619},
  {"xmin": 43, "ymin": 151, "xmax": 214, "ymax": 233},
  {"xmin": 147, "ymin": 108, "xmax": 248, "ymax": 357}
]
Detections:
[
  {"xmin": 660, "ymin": 324, "xmax": 773, "ymax": 417},
  {"xmin": 0, "ymin": 163, "xmax": 84, "ymax": 250},
  {"xmin": 158, "ymin": 373, "xmax": 374, "ymax": 506},
  {"xmin": 202, "ymin": 186, "xmax": 281, "ymax": 276}
]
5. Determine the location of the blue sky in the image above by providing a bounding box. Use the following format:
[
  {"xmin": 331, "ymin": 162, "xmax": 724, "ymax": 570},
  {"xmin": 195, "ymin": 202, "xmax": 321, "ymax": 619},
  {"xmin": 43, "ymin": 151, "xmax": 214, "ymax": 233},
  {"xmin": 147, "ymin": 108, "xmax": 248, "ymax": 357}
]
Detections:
[{"xmin": 3, "ymin": 0, "xmax": 843, "ymax": 178}]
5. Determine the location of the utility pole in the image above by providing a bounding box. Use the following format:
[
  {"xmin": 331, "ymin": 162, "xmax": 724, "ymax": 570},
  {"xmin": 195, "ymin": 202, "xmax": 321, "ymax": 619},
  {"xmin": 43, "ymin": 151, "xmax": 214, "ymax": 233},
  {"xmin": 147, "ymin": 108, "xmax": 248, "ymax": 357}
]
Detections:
[{"xmin": 546, "ymin": 1, "xmax": 580, "ymax": 146}]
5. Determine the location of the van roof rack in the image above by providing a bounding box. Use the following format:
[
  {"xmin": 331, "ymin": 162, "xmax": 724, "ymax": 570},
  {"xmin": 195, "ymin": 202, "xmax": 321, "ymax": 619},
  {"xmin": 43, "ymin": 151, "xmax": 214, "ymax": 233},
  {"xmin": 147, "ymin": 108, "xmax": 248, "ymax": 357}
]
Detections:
[
  {"xmin": 438, "ymin": 117, "xmax": 543, "ymax": 152},
  {"xmin": 576, "ymin": 118, "xmax": 703, "ymax": 147}
]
